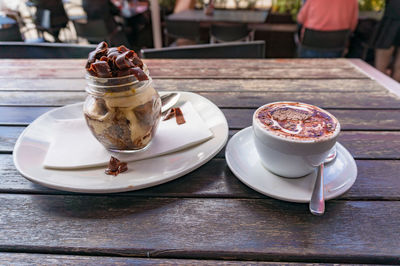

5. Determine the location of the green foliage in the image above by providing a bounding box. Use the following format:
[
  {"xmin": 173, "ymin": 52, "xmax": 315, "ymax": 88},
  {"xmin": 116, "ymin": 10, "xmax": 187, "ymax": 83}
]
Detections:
[
  {"xmin": 358, "ymin": 0, "xmax": 385, "ymax": 11},
  {"xmin": 271, "ymin": 0, "xmax": 301, "ymax": 20},
  {"xmin": 159, "ymin": 0, "xmax": 176, "ymax": 9}
]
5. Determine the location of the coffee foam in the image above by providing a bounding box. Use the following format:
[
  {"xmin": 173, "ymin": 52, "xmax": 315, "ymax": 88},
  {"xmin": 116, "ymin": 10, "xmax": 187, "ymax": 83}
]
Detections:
[{"xmin": 255, "ymin": 102, "xmax": 338, "ymax": 141}]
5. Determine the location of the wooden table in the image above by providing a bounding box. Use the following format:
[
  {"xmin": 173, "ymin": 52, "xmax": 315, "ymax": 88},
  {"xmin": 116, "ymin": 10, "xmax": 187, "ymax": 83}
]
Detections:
[
  {"xmin": 1, "ymin": 58, "xmax": 400, "ymax": 264},
  {"xmin": 167, "ymin": 9, "xmax": 268, "ymax": 24}
]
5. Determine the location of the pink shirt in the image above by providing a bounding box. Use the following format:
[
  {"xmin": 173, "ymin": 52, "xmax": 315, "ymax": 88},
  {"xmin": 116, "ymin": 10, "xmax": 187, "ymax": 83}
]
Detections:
[{"xmin": 297, "ymin": 0, "xmax": 359, "ymax": 32}]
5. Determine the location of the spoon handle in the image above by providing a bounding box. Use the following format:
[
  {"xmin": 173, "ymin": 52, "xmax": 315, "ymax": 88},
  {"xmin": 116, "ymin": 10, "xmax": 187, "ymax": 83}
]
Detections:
[
  {"xmin": 161, "ymin": 93, "xmax": 180, "ymax": 113},
  {"xmin": 309, "ymin": 164, "xmax": 325, "ymax": 216}
]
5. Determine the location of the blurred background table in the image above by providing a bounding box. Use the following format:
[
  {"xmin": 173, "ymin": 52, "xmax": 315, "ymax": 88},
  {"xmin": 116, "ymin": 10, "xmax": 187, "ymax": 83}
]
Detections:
[
  {"xmin": 167, "ymin": 9, "xmax": 268, "ymax": 24},
  {"xmin": 1, "ymin": 58, "xmax": 400, "ymax": 264}
]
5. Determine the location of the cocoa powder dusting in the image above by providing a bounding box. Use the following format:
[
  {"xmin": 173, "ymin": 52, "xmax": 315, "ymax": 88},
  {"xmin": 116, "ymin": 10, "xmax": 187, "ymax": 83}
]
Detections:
[
  {"xmin": 257, "ymin": 102, "xmax": 338, "ymax": 140},
  {"xmin": 271, "ymin": 108, "xmax": 311, "ymax": 121}
]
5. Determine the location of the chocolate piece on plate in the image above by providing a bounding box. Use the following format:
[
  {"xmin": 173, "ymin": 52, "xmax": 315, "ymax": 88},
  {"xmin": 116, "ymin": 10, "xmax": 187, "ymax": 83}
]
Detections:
[{"xmin": 105, "ymin": 156, "xmax": 128, "ymax": 176}]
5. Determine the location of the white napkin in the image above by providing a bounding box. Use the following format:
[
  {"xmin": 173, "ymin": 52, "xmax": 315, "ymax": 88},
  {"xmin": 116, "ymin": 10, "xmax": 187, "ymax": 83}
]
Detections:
[{"xmin": 43, "ymin": 102, "xmax": 213, "ymax": 169}]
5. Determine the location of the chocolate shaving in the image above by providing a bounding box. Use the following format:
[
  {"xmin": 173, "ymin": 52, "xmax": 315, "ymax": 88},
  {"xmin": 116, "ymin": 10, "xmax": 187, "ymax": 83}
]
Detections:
[
  {"xmin": 91, "ymin": 61, "xmax": 112, "ymax": 78},
  {"xmin": 131, "ymin": 67, "xmax": 149, "ymax": 80},
  {"xmin": 118, "ymin": 162, "xmax": 128, "ymax": 173},
  {"xmin": 96, "ymin": 41, "xmax": 108, "ymax": 51},
  {"xmin": 105, "ymin": 156, "xmax": 128, "ymax": 176},
  {"xmin": 175, "ymin": 107, "xmax": 186, "ymax": 125},
  {"xmin": 162, "ymin": 107, "xmax": 185, "ymax": 125},
  {"xmin": 132, "ymin": 55, "xmax": 144, "ymax": 69},
  {"xmin": 86, "ymin": 42, "xmax": 148, "ymax": 81},
  {"xmin": 118, "ymin": 45, "xmax": 129, "ymax": 53},
  {"xmin": 115, "ymin": 51, "xmax": 135, "ymax": 70},
  {"xmin": 162, "ymin": 108, "xmax": 176, "ymax": 121}
]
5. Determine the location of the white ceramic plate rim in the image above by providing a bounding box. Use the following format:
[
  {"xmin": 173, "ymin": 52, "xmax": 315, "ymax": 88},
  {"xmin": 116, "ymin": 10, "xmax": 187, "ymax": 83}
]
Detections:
[
  {"xmin": 225, "ymin": 127, "xmax": 358, "ymax": 203},
  {"xmin": 13, "ymin": 91, "xmax": 228, "ymax": 193}
]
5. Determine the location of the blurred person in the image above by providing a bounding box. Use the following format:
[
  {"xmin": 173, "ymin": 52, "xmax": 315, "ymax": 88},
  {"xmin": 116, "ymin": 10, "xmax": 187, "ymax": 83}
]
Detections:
[
  {"xmin": 372, "ymin": 0, "xmax": 400, "ymax": 82},
  {"xmin": 82, "ymin": 0, "xmax": 130, "ymax": 46},
  {"xmin": 31, "ymin": 0, "xmax": 69, "ymax": 41},
  {"xmin": 82, "ymin": 0, "xmax": 120, "ymax": 34},
  {"xmin": 297, "ymin": 0, "xmax": 358, "ymax": 58}
]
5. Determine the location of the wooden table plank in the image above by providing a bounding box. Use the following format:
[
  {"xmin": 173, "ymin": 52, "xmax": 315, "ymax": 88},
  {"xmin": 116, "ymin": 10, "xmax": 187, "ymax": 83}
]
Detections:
[
  {"xmin": 0, "ymin": 67, "xmax": 367, "ymax": 79},
  {"xmin": 0, "ymin": 58, "xmax": 398, "ymax": 264},
  {"xmin": 0, "ymin": 126, "xmax": 23, "ymax": 152},
  {"xmin": 0, "ymin": 106, "xmax": 53, "ymax": 125},
  {"xmin": 2, "ymin": 154, "xmax": 400, "ymax": 200},
  {"xmin": 1, "ymin": 91, "xmax": 399, "ymax": 109},
  {"xmin": 0, "ymin": 79, "xmax": 387, "ymax": 93},
  {"xmin": 0, "ymin": 58, "xmax": 355, "ymax": 69},
  {"xmin": 349, "ymin": 59, "xmax": 400, "ymax": 98},
  {"xmin": 223, "ymin": 109, "xmax": 400, "ymax": 130},
  {"xmin": 149, "ymin": 67, "xmax": 367, "ymax": 79},
  {"xmin": 0, "ymin": 253, "xmax": 287, "ymax": 265},
  {"xmin": 0, "ymin": 194, "xmax": 399, "ymax": 264},
  {"xmin": 2, "ymin": 107, "xmax": 400, "ymax": 130},
  {"xmin": 219, "ymin": 131, "xmax": 400, "ymax": 160}
]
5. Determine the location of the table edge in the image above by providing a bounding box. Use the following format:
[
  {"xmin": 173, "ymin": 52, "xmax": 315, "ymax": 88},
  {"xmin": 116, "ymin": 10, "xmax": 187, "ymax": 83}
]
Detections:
[{"xmin": 348, "ymin": 59, "xmax": 400, "ymax": 97}]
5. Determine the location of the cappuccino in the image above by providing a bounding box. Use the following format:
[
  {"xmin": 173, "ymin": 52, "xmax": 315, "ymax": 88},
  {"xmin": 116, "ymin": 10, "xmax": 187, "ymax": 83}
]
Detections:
[{"xmin": 255, "ymin": 102, "xmax": 338, "ymax": 142}]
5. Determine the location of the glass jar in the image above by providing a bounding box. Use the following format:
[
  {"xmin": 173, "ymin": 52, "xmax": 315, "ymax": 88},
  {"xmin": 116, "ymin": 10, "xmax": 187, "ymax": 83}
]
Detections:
[{"xmin": 84, "ymin": 74, "xmax": 161, "ymax": 152}]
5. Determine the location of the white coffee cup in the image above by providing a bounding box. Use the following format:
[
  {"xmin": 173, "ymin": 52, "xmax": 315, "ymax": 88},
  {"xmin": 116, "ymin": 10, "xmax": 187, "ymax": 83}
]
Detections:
[{"xmin": 252, "ymin": 102, "xmax": 340, "ymax": 178}]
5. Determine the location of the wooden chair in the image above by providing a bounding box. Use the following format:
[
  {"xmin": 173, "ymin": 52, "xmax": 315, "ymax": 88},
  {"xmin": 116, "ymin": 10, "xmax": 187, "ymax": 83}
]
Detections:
[
  {"xmin": 164, "ymin": 19, "xmax": 200, "ymax": 46},
  {"xmin": 141, "ymin": 41, "xmax": 265, "ymax": 59},
  {"xmin": 301, "ymin": 28, "xmax": 350, "ymax": 56},
  {"xmin": 0, "ymin": 42, "xmax": 96, "ymax": 58},
  {"xmin": 0, "ymin": 24, "xmax": 23, "ymax": 42},
  {"xmin": 72, "ymin": 19, "xmax": 110, "ymax": 44},
  {"xmin": 210, "ymin": 23, "xmax": 254, "ymax": 43},
  {"xmin": 27, "ymin": 0, "xmax": 69, "ymax": 42},
  {"xmin": 72, "ymin": 19, "xmax": 130, "ymax": 47}
]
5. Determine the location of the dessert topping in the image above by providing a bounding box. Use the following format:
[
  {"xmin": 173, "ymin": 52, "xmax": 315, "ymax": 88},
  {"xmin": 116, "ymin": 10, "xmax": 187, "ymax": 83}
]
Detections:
[
  {"xmin": 86, "ymin": 42, "xmax": 148, "ymax": 81},
  {"xmin": 105, "ymin": 156, "xmax": 128, "ymax": 176},
  {"xmin": 162, "ymin": 107, "xmax": 186, "ymax": 125}
]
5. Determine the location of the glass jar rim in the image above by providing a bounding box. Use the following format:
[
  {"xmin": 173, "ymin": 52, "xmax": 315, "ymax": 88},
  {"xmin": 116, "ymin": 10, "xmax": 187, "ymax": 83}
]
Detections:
[{"xmin": 85, "ymin": 75, "xmax": 153, "ymax": 96}]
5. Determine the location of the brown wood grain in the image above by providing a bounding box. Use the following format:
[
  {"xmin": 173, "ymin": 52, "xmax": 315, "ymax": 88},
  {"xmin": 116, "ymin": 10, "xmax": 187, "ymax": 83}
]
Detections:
[
  {"xmin": 0, "ymin": 194, "xmax": 399, "ymax": 264},
  {"xmin": 0, "ymin": 58, "xmax": 398, "ymax": 264},
  {"xmin": 148, "ymin": 67, "xmax": 367, "ymax": 79},
  {"xmin": 0, "ymin": 78, "xmax": 386, "ymax": 93},
  {"xmin": 0, "ymin": 78, "xmax": 86, "ymax": 91},
  {"xmin": 338, "ymin": 132, "xmax": 400, "ymax": 158},
  {"xmin": 0, "ymin": 67, "xmax": 366, "ymax": 79},
  {"xmin": 0, "ymin": 106, "xmax": 53, "ymax": 125},
  {"xmin": 0, "ymin": 253, "xmax": 292, "ymax": 265},
  {"xmin": 223, "ymin": 109, "xmax": 400, "ymax": 130},
  {"xmin": 0, "ymin": 126, "xmax": 23, "ymax": 151},
  {"xmin": 0, "ymin": 58, "xmax": 354, "ymax": 69},
  {"xmin": 1, "ymin": 107, "xmax": 400, "ymax": 130},
  {"xmin": 219, "ymin": 131, "xmax": 400, "ymax": 160},
  {"xmin": 349, "ymin": 59, "xmax": 400, "ymax": 98},
  {"xmin": 2, "ymin": 154, "xmax": 400, "ymax": 200},
  {"xmin": 1, "ymin": 91, "xmax": 399, "ymax": 109}
]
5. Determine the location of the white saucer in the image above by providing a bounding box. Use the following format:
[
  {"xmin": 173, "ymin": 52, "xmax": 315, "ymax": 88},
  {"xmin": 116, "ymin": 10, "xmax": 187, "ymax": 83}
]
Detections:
[
  {"xmin": 225, "ymin": 127, "xmax": 357, "ymax": 203},
  {"xmin": 13, "ymin": 91, "xmax": 229, "ymax": 193}
]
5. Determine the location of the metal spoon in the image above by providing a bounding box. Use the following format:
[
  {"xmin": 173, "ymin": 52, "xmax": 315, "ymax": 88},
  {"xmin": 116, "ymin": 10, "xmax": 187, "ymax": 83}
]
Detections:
[
  {"xmin": 309, "ymin": 146, "xmax": 337, "ymax": 216},
  {"xmin": 161, "ymin": 92, "xmax": 180, "ymax": 114}
]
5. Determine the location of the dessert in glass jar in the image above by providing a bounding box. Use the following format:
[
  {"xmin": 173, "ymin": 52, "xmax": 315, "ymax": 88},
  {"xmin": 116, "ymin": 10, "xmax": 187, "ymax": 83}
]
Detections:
[{"xmin": 83, "ymin": 42, "xmax": 161, "ymax": 152}]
